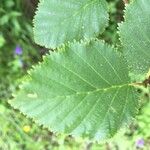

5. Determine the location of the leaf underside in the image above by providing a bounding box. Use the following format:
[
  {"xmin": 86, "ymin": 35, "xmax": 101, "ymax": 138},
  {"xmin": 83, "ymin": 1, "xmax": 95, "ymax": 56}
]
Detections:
[
  {"xmin": 10, "ymin": 40, "xmax": 139, "ymax": 140},
  {"xmin": 119, "ymin": 0, "xmax": 150, "ymax": 75},
  {"xmin": 34, "ymin": 0, "xmax": 109, "ymax": 48}
]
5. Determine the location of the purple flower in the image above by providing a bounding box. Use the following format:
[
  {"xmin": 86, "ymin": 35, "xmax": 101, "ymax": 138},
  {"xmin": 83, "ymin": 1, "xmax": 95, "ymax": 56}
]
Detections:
[
  {"xmin": 14, "ymin": 45, "xmax": 22, "ymax": 55},
  {"xmin": 135, "ymin": 138, "xmax": 144, "ymax": 148}
]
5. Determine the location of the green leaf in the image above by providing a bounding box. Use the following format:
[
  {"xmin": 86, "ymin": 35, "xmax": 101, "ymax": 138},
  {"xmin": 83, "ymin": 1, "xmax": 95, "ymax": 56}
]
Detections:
[
  {"xmin": 34, "ymin": 0, "xmax": 109, "ymax": 48},
  {"xmin": 10, "ymin": 40, "xmax": 139, "ymax": 140},
  {"xmin": 119, "ymin": 0, "xmax": 150, "ymax": 75}
]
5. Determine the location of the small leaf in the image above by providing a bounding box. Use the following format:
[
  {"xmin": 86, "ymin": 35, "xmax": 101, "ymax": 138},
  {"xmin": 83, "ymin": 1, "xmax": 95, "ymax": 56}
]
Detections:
[
  {"xmin": 10, "ymin": 40, "xmax": 139, "ymax": 140},
  {"xmin": 34, "ymin": 0, "xmax": 109, "ymax": 48},
  {"xmin": 119, "ymin": 0, "xmax": 150, "ymax": 75}
]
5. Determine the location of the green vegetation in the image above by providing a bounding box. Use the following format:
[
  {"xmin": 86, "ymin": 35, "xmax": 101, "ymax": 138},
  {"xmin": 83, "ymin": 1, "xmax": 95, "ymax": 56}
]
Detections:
[{"xmin": 0, "ymin": 0, "xmax": 149, "ymax": 149}]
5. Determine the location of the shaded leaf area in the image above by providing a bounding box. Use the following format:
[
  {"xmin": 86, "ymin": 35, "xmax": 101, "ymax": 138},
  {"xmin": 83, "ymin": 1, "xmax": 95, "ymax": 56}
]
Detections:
[
  {"xmin": 34, "ymin": 0, "xmax": 109, "ymax": 48},
  {"xmin": 119, "ymin": 0, "xmax": 150, "ymax": 75},
  {"xmin": 10, "ymin": 40, "xmax": 139, "ymax": 140}
]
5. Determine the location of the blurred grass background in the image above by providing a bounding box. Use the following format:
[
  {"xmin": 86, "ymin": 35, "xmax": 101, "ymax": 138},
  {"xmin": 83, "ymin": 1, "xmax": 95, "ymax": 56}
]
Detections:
[{"xmin": 0, "ymin": 0, "xmax": 150, "ymax": 149}]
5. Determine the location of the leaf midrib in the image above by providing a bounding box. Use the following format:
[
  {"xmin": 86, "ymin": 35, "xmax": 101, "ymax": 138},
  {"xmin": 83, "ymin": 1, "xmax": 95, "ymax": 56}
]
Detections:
[{"xmin": 42, "ymin": 83, "xmax": 132, "ymax": 99}]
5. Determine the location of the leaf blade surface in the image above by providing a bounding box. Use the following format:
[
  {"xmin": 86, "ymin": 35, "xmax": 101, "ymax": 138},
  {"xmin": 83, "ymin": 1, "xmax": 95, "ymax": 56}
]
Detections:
[
  {"xmin": 34, "ymin": 0, "xmax": 109, "ymax": 48},
  {"xmin": 119, "ymin": 0, "xmax": 150, "ymax": 75},
  {"xmin": 10, "ymin": 40, "xmax": 138, "ymax": 140}
]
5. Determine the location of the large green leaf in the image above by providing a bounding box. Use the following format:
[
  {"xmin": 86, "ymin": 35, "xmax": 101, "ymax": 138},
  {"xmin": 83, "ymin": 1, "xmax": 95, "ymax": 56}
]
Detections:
[
  {"xmin": 119, "ymin": 0, "xmax": 150, "ymax": 75},
  {"xmin": 34, "ymin": 0, "xmax": 108, "ymax": 48},
  {"xmin": 10, "ymin": 40, "xmax": 139, "ymax": 140}
]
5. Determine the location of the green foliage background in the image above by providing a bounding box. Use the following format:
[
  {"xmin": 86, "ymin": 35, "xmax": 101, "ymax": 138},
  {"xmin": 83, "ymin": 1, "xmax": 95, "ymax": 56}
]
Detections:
[{"xmin": 0, "ymin": 0, "xmax": 149, "ymax": 149}]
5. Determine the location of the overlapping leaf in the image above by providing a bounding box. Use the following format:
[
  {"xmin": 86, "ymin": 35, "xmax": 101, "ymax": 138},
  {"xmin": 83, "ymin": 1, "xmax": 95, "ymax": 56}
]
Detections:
[
  {"xmin": 34, "ymin": 0, "xmax": 109, "ymax": 48},
  {"xmin": 10, "ymin": 40, "xmax": 139, "ymax": 140},
  {"xmin": 119, "ymin": 0, "xmax": 150, "ymax": 75}
]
